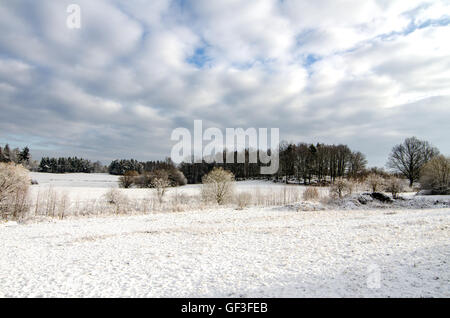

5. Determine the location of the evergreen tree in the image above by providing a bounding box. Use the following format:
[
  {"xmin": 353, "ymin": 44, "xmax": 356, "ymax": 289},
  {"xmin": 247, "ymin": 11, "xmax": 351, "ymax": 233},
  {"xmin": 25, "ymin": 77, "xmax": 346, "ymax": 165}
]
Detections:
[
  {"xmin": 3, "ymin": 144, "xmax": 11, "ymax": 162},
  {"xmin": 18, "ymin": 146, "xmax": 31, "ymax": 164}
]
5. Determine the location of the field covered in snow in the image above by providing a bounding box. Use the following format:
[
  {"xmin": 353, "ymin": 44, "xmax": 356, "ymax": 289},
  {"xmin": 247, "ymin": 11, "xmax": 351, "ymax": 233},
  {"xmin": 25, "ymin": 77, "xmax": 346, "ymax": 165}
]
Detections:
[
  {"xmin": 1, "ymin": 207, "xmax": 449, "ymax": 297},
  {"xmin": 1, "ymin": 173, "xmax": 449, "ymax": 297},
  {"xmin": 28, "ymin": 172, "xmax": 314, "ymax": 202},
  {"xmin": 27, "ymin": 172, "xmax": 450, "ymax": 210}
]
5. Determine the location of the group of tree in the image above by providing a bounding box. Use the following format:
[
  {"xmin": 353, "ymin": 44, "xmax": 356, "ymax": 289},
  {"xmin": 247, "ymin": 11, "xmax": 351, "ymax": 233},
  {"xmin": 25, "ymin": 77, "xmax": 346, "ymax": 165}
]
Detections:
[
  {"xmin": 387, "ymin": 136, "xmax": 448, "ymax": 194},
  {"xmin": 0, "ymin": 144, "xmax": 31, "ymax": 165},
  {"xmin": 39, "ymin": 157, "xmax": 106, "ymax": 173},
  {"xmin": 178, "ymin": 142, "xmax": 368, "ymax": 185},
  {"xmin": 108, "ymin": 158, "xmax": 183, "ymax": 176},
  {"xmin": 113, "ymin": 158, "xmax": 187, "ymax": 189},
  {"xmin": 387, "ymin": 137, "xmax": 440, "ymax": 187},
  {"xmin": 278, "ymin": 142, "xmax": 367, "ymax": 183}
]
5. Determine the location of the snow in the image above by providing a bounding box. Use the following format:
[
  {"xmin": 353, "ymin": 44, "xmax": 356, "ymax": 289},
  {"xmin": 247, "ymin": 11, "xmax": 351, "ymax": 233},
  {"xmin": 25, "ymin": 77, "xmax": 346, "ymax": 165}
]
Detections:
[
  {"xmin": 28, "ymin": 173, "xmax": 313, "ymax": 203},
  {"xmin": 0, "ymin": 207, "xmax": 449, "ymax": 297},
  {"xmin": 1, "ymin": 172, "xmax": 448, "ymax": 297},
  {"xmin": 29, "ymin": 172, "xmax": 119, "ymax": 188}
]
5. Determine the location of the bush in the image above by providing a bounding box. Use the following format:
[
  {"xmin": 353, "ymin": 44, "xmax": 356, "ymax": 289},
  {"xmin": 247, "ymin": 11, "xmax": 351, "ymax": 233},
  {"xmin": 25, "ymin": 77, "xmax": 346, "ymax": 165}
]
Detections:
[
  {"xmin": 151, "ymin": 170, "xmax": 171, "ymax": 204},
  {"xmin": 104, "ymin": 188, "xmax": 129, "ymax": 214},
  {"xmin": 385, "ymin": 177, "xmax": 404, "ymax": 199},
  {"xmin": 366, "ymin": 173, "xmax": 384, "ymax": 192},
  {"xmin": 202, "ymin": 167, "xmax": 235, "ymax": 205},
  {"xmin": 329, "ymin": 178, "xmax": 354, "ymax": 199},
  {"xmin": 235, "ymin": 192, "xmax": 252, "ymax": 209},
  {"xmin": 119, "ymin": 170, "xmax": 139, "ymax": 188},
  {"xmin": 420, "ymin": 155, "xmax": 450, "ymax": 195},
  {"xmin": 169, "ymin": 169, "xmax": 187, "ymax": 186},
  {"xmin": 303, "ymin": 186, "xmax": 319, "ymax": 201},
  {"xmin": 133, "ymin": 168, "xmax": 187, "ymax": 188},
  {"xmin": 0, "ymin": 163, "xmax": 30, "ymax": 219}
]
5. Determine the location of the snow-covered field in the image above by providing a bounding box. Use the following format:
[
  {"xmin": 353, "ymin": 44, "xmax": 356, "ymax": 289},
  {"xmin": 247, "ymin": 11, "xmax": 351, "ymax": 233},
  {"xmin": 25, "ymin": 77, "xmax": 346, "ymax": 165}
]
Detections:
[
  {"xmin": 1, "ymin": 207, "xmax": 449, "ymax": 297},
  {"xmin": 1, "ymin": 173, "xmax": 448, "ymax": 297},
  {"xmin": 28, "ymin": 172, "xmax": 307, "ymax": 202}
]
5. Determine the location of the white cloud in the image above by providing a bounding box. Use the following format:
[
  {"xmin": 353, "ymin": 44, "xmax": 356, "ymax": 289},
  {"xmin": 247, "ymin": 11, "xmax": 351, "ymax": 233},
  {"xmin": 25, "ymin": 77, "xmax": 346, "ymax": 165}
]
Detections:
[{"xmin": 0, "ymin": 0, "xmax": 449, "ymax": 165}]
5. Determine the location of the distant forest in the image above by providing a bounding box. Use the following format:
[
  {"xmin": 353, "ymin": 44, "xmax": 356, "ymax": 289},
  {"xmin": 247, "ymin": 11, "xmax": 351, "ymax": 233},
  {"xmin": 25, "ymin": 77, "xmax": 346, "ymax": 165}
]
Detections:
[
  {"xmin": 179, "ymin": 142, "xmax": 368, "ymax": 184},
  {"xmin": 1, "ymin": 141, "xmax": 380, "ymax": 185}
]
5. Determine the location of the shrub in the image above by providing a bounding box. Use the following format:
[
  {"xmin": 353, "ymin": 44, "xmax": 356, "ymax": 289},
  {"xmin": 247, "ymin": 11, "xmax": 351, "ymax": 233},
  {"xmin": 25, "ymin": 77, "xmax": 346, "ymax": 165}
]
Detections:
[
  {"xmin": 420, "ymin": 155, "xmax": 450, "ymax": 195},
  {"xmin": 202, "ymin": 167, "xmax": 235, "ymax": 205},
  {"xmin": 169, "ymin": 169, "xmax": 187, "ymax": 186},
  {"xmin": 385, "ymin": 177, "xmax": 404, "ymax": 199},
  {"xmin": 0, "ymin": 163, "xmax": 30, "ymax": 219},
  {"xmin": 235, "ymin": 192, "xmax": 252, "ymax": 209},
  {"xmin": 329, "ymin": 178, "xmax": 354, "ymax": 199},
  {"xmin": 133, "ymin": 172, "xmax": 152, "ymax": 188},
  {"xmin": 104, "ymin": 188, "xmax": 129, "ymax": 214},
  {"xmin": 119, "ymin": 170, "xmax": 139, "ymax": 188},
  {"xmin": 303, "ymin": 186, "xmax": 319, "ymax": 201},
  {"xmin": 151, "ymin": 170, "xmax": 171, "ymax": 204},
  {"xmin": 366, "ymin": 173, "xmax": 384, "ymax": 192},
  {"xmin": 134, "ymin": 168, "xmax": 186, "ymax": 189}
]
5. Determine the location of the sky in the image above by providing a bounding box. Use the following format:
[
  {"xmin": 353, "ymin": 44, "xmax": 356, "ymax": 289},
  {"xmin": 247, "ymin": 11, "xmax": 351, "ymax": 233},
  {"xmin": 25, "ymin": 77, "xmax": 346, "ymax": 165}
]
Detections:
[{"xmin": 0, "ymin": 0, "xmax": 449, "ymax": 167}]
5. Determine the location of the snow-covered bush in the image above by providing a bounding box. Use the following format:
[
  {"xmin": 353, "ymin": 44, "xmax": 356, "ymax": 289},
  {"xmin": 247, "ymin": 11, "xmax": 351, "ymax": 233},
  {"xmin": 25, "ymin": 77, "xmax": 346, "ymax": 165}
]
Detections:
[
  {"xmin": 202, "ymin": 167, "xmax": 235, "ymax": 205},
  {"xmin": 420, "ymin": 155, "xmax": 450, "ymax": 195},
  {"xmin": 235, "ymin": 192, "xmax": 252, "ymax": 209},
  {"xmin": 151, "ymin": 170, "xmax": 171, "ymax": 204},
  {"xmin": 329, "ymin": 178, "xmax": 354, "ymax": 199},
  {"xmin": 366, "ymin": 173, "xmax": 384, "ymax": 192},
  {"xmin": 385, "ymin": 177, "xmax": 404, "ymax": 199},
  {"xmin": 104, "ymin": 188, "xmax": 129, "ymax": 214},
  {"xmin": 0, "ymin": 162, "xmax": 30, "ymax": 219},
  {"xmin": 303, "ymin": 186, "xmax": 319, "ymax": 201}
]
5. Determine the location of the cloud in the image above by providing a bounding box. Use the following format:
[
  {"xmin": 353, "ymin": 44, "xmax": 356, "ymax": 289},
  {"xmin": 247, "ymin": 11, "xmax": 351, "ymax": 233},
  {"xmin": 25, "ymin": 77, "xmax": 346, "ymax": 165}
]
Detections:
[{"xmin": 0, "ymin": 0, "xmax": 449, "ymax": 166}]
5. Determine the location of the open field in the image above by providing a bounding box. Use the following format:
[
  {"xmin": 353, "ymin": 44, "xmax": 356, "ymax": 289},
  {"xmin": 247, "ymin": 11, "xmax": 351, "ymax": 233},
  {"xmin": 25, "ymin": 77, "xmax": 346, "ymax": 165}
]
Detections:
[
  {"xmin": 1, "ymin": 206, "xmax": 449, "ymax": 297},
  {"xmin": 28, "ymin": 172, "xmax": 319, "ymax": 201},
  {"xmin": 1, "ymin": 172, "xmax": 448, "ymax": 297},
  {"xmin": 26, "ymin": 173, "xmax": 449, "ymax": 212}
]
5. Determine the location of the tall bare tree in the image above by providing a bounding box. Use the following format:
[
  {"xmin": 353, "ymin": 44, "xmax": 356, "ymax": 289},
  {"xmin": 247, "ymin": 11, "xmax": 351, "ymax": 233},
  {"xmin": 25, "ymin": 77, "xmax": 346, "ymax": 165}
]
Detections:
[{"xmin": 387, "ymin": 137, "xmax": 439, "ymax": 187}]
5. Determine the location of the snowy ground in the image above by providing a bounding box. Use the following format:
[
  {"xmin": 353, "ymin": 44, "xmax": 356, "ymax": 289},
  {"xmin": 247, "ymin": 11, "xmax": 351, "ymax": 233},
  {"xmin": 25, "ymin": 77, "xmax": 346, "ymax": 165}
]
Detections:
[
  {"xmin": 1, "ymin": 173, "xmax": 448, "ymax": 297},
  {"xmin": 0, "ymin": 207, "xmax": 449, "ymax": 297},
  {"xmin": 28, "ymin": 172, "xmax": 306, "ymax": 202}
]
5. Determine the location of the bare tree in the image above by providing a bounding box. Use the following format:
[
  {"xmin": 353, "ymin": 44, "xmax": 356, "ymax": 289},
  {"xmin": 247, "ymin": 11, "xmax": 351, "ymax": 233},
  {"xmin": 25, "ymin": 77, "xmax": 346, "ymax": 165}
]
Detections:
[
  {"xmin": 151, "ymin": 170, "xmax": 170, "ymax": 204},
  {"xmin": 348, "ymin": 151, "xmax": 368, "ymax": 178},
  {"xmin": 202, "ymin": 167, "xmax": 235, "ymax": 205},
  {"xmin": 387, "ymin": 137, "xmax": 439, "ymax": 187},
  {"xmin": 420, "ymin": 155, "xmax": 450, "ymax": 194}
]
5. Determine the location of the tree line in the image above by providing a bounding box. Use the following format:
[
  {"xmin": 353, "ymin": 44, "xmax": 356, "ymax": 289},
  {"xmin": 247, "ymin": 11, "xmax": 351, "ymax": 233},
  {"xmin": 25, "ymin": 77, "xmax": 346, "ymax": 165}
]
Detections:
[
  {"xmin": 278, "ymin": 142, "xmax": 367, "ymax": 183},
  {"xmin": 0, "ymin": 144, "xmax": 31, "ymax": 165},
  {"xmin": 108, "ymin": 158, "xmax": 179, "ymax": 175},
  {"xmin": 3, "ymin": 136, "xmax": 446, "ymax": 193},
  {"xmin": 178, "ymin": 142, "xmax": 368, "ymax": 185},
  {"xmin": 38, "ymin": 157, "xmax": 106, "ymax": 173}
]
